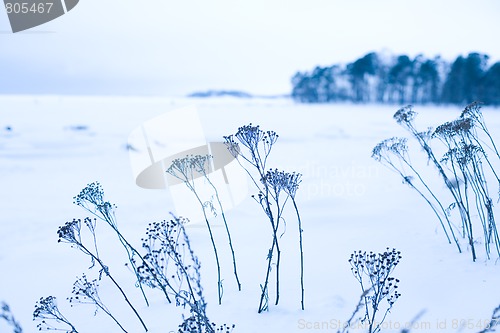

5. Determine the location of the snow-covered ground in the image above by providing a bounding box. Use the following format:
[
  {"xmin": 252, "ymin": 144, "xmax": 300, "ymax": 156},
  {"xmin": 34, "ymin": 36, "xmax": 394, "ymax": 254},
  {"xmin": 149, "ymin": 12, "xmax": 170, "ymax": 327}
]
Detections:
[{"xmin": 1, "ymin": 95, "xmax": 499, "ymax": 332}]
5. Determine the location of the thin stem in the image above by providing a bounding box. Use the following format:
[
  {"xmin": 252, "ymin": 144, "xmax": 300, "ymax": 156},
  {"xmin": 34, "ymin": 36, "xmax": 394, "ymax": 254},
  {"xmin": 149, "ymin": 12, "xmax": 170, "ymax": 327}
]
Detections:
[
  {"xmin": 94, "ymin": 301, "xmax": 129, "ymax": 333},
  {"xmin": 84, "ymin": 246, "xmax": 149, "ymax": 331},
  {"xmin": 79, "ymin": 206, "xmax": 152, "ymax": 306},
  {"xmin": 168, "ymin": 163, "xmax": 223, "ymax": 304},
  {"xmin": 203, "ymin": 172, "xmax": 242, "ymax": 291},
  {"xmin": 192, "ymin": 190, "xmax": 223, "ymax": 305},
  {"xmin": 399, "ymin": 156, "xmax": 461, "ymax": 252},
  {"xmin": 254, "ymin": 165, "xmax": 281, "ymax": 312},
  {"xmin": 291, "ymin": 197, "xmax": 305, "ymax": 310}
]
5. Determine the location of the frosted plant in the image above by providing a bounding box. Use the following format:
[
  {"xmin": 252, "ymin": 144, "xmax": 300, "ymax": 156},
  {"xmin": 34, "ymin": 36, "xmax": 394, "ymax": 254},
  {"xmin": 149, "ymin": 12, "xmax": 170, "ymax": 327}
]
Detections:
[
  {"xmin": 478, "ymin": 305, "xmax": 500, "ymax": 333},
  {"xmin": 33, "ymin": 296, "xmax": 78, "ymax": 333},
  {"xmin": 167, "ymin": 156, "xmax": 224, "ymax": 304},
  {"xmin": 74, "ymin": 182, "xmax": 151, "ymax": 305},
  {"xmin": 282, "ymin": 171, "xmax": 305, "ymax": 310},
  {"xmin": 38, "ymin": 185, "xmax": 233, "ymax": 333},
  {"xmin": 385, "ymin": 104, "xmax": 500, "ymax": 261},
  {"xmin": 68, "ymin": 274, "xmax": 128, "ymax": 333},
  {"xmin": 167, "ymin": 154, "xmax": 242, "ymax": 300},
  {"xmin": 372, "ymin": 137, "xmax": 461, "ymax": 252},
  {"xmin": 461, "ymin": 102, "xmax": 500, "ymax": 163},
  {"xmin": 191, "ymin": 154, "xmax": 241, "ymax": 291},
  {"xmin": 225, "ymin": 124, "xmax": 305, "ymax": 313},
  {"xmin": 178, "ymin": 318, "xmax": 235, "ymax": 333},
  {"xmin": 75, "ymin": 183, "xmax": 175, "ymax": 302},
  {"xmin": 224, "ymin": 125, "xmax": 281, "ymax": 313},
  {"xmin": 348, "ymin": 248, "xmax": 402, "ymax": 333},
  {"xmin": 393, "ymin": 107, "xmax": 473, "ymax": 258},
  {"xmin": 57, "ymin": 218, "xmax": 148, "ymax": 331},
  {"xmin": 136, "ymin": 217, "xmax": 233, "ymax": 333},
  {"xmin": 1, "ymin": 301, "xmax": 22, "ymax": 333},
  {"xmin": 434, "ymin": 117, "xmax": 500, "ymax": 260},
  {"xmin": 138, "ymin": 218, "xmax": 208, "ymax": 326},
  {"xmin": 336, "ymin": 289, "xmax": 372, "ymax": 333}
]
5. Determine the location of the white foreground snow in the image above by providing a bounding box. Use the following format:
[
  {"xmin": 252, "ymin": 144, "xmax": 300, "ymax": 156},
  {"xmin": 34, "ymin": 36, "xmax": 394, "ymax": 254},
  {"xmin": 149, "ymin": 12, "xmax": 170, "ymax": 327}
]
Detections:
[{"xmin": 0, "ymin": 95, "xmax": 499, "ymax": 332}]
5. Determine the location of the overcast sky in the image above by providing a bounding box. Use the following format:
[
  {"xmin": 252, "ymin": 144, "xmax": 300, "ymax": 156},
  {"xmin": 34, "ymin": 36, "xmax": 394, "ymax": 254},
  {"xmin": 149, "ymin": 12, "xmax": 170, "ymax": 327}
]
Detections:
[{"xmin": 0, "ymin": 0, "xmax": 499, "ymax": 96}]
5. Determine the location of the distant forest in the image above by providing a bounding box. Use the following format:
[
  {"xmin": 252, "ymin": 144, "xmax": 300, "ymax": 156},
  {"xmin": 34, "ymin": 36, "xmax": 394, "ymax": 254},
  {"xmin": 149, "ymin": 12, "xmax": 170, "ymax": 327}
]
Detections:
[{"xmin": 291, "ymin": 52, "xmax": 500, "ymax": 105}]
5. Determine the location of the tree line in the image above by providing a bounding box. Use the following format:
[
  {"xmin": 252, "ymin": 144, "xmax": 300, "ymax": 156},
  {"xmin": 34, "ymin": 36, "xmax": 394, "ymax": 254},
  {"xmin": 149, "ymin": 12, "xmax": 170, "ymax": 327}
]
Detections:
[{"xmin": 291, "ymin": 52, "xmax": 500, "ymax": 105}]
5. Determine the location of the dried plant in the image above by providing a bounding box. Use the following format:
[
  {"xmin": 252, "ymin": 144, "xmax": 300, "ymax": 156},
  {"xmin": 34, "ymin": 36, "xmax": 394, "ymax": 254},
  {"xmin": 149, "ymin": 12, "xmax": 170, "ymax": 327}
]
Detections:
[
  {"xmin": 381, "ymin": 104, "xmax": 500, "ymax": 261},
  {"xmin": 68, "ymin": 274, "xmax": 128, "ymax": 333},
  {"xmin": 1, "ymin": 301, "xmax": 22, "ymax": 333},
  {"xmin": 57, "ymin": 218, "xmax": 148, "ymax": 331},
  {"xmin": 397, "ymin": 106, "xmax": 478, "ymax": 260},
  {"xmin": 224, "ymin": 124, "xmax": 305, "ymax": 313},
  {"xmin": 348, "ymin": 248, "xmax": 402, "ymax": 333},
  {"xmin": 282, "ymin": 171, "xmax": 305, "ymax": 310},
  {"xmin": 33, "ymin": 296, "xmax": 78, "ymax": 333},
  {"xmin": 192, "ymin": 155, "xmax": 241, "ymax": 292},
  {"xmin": 225, "ymin": 125, "xmax": 281, "ymax": 313},
  {"xmin": 74, "ymin": 182, "xmax": 152, "ymax": 305},
  {"xmin": 167, "ymin": 154, "xmax": 242, "ymax": 301},
  {"xmin": 478, "ymin": 305, "xmax": 500, "ymax": 333},
  {"xmin": 372, "ymin": 137, "xmax": 461, "ymax": 252},
  {"xmin": 36, "ymin": 185, "xmax": 233, "ymax": 333},
  {"xmin": 336, "ymin": 289, "xmax": 371, "ymax": 333},
  {"xmin": 167, "ymin": 156, "xmax": 224, "ymax": 304},
  {"xmin": 461, "ymin": 102, "xmax": 500, "ymax": 163},
  {"xmin": 136, "ymin": 216, "xmax": 233, "ymax": 333}
]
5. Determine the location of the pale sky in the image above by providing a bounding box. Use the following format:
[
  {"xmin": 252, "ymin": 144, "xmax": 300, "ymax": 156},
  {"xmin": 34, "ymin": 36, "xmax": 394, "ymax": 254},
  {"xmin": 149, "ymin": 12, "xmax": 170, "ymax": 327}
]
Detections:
[{"xmin": 0, "ymin": 0, "xmax": 499, "ymax": 96}]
